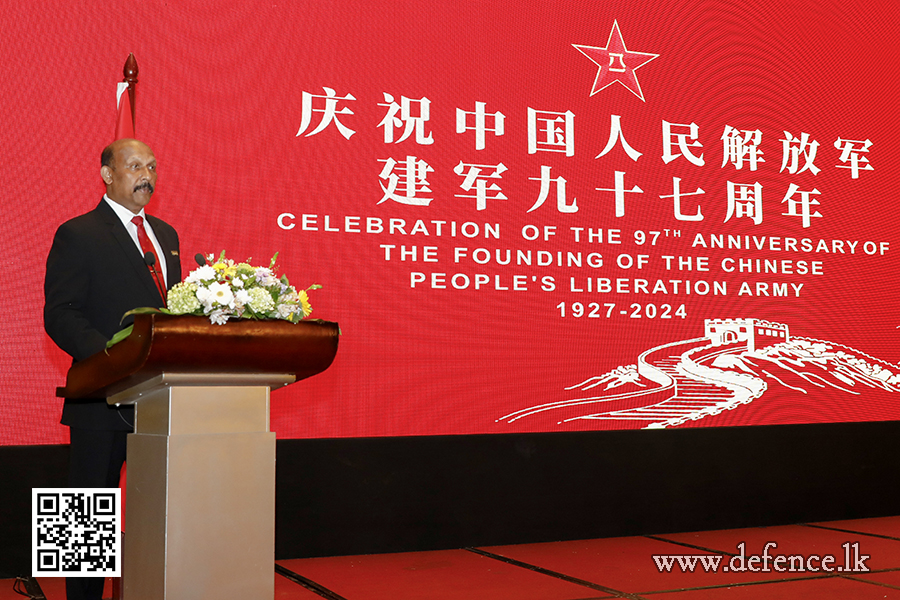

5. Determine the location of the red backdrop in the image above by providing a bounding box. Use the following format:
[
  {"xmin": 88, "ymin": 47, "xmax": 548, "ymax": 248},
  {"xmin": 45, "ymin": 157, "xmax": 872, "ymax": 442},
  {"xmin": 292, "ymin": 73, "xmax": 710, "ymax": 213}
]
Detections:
[{"xmin": 2, "ymin": 0, "xmax": 899, "ymax": 445}]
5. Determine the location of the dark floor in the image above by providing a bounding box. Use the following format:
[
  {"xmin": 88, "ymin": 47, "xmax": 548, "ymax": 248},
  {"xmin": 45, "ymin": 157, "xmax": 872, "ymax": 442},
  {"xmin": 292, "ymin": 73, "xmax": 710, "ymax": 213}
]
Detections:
[{"xmin": 6, "ymin": 516, "xmax": 900, "ymax": 599}]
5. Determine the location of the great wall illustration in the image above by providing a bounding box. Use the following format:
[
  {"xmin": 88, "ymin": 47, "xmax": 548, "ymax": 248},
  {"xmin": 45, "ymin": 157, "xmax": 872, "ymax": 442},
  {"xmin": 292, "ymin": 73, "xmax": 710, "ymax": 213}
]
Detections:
[{"xmin": 499, "ymin": 319, "xmax": 900, "ymax": 429}]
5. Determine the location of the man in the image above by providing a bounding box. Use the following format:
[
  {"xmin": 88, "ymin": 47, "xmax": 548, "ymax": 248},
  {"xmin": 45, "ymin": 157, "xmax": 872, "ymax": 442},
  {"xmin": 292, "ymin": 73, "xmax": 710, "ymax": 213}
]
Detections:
[{"xmin": 44, "ymin": 138, "xmax": 181, "ymax": 600}]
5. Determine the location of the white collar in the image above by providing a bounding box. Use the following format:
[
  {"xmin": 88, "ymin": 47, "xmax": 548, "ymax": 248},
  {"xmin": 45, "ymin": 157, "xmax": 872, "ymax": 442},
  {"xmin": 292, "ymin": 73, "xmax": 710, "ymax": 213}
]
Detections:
[{"xmin": 103, "ymin": 195, "xmax": 147, "ymax": 227}]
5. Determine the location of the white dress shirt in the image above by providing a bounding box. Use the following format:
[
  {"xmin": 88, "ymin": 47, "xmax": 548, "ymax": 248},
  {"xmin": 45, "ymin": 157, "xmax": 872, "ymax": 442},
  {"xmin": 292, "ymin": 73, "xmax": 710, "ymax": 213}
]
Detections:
[{"xmin": 103, "ymin": 195, "xmax": 168, "ymax": 285}]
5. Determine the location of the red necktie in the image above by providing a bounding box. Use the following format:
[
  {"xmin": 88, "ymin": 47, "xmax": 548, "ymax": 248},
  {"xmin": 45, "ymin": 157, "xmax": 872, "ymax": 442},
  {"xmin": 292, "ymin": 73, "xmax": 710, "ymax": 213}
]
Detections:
[{"xmin": 131, "ymin": 215, "xmax": 167, "ymax": 307}]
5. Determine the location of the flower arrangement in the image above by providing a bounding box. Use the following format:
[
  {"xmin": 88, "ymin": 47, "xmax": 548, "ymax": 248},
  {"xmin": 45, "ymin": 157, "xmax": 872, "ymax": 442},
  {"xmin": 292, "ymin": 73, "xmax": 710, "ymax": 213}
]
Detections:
[
  {"xmin": 166, "ymin": 251, "xmax": 320, "ymax": 325},
  {"xmin": 108, "ymin": 252, "xmax": 321, "ymax": 349}
]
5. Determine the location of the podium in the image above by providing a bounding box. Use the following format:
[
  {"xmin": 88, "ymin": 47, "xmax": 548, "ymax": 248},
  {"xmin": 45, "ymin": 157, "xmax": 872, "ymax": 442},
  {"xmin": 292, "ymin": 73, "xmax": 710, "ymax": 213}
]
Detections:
[{"xmin": 57, "ymin": 314, "xmax": 340, "ymax": 600}]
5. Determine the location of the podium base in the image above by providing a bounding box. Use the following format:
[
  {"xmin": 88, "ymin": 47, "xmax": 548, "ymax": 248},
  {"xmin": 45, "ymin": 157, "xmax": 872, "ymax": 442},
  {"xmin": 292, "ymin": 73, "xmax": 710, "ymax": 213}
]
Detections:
[{"xmin": 123, "ymin": 385, "xmax": 275, "ymax": 600}]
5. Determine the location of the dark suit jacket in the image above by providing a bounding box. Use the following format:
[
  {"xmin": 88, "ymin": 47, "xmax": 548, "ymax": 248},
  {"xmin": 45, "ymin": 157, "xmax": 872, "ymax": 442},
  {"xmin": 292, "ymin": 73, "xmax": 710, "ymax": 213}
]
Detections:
[{"xmin": 44, "ymin": 199, "xmax": 181, "ymax": 430}]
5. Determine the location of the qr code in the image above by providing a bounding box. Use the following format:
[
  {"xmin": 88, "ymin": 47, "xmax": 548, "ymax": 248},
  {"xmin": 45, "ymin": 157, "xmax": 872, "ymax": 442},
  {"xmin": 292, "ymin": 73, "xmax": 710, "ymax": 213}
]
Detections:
[{"xmin": 32, "ymin": 488, "xmax": 121, "ymax": 577}]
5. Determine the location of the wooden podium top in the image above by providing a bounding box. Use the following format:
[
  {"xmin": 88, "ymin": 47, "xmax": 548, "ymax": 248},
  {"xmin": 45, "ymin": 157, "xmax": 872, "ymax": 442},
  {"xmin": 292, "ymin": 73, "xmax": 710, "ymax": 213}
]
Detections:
[{"xmin": 57, "ymin": 313, "xmax": 340, "ymax": 399}]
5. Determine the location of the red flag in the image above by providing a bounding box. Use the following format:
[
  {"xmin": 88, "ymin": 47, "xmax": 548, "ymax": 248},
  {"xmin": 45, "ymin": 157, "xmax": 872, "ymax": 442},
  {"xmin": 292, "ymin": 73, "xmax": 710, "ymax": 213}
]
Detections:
[{"xmin": 115, "ymin": 81, "xmax": 134, "ymax": 139}]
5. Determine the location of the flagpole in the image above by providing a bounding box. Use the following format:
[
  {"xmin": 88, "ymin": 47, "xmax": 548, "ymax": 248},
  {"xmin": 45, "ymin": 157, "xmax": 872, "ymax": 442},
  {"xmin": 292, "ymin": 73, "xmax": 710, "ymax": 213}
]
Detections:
[
  {"xmin": 123, "ymin": 53, "xmax": 138, "ymax": 135},
  {"xmin": 112, "ymin": 54, "xmax": 139, "ymax": 600}
]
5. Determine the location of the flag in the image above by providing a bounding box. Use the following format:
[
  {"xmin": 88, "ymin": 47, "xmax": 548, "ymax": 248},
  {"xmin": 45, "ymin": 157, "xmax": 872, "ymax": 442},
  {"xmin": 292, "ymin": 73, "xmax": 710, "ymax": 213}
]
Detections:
[{"xmin": 115, "ymin": 81, "xmax": 134, "ymax": 139}]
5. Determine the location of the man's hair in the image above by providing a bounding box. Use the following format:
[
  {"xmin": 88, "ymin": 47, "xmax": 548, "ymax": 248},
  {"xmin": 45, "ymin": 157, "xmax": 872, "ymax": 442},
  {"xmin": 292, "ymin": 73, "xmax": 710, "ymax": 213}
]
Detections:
[{"xmin": 100, "ymin": 143, "xmax": 115, "ymax": 169}]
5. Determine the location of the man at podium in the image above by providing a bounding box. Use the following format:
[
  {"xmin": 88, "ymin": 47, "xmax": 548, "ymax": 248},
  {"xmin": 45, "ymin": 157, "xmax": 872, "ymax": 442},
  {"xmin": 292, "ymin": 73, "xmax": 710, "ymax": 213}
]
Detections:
[{"xmin": 43, "ymin": 138, "xmax": 181, "ymax": 600}]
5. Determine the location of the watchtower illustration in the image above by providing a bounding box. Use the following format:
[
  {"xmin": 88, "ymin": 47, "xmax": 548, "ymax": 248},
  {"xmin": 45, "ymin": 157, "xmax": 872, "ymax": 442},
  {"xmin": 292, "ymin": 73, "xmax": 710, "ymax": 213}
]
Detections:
[{"xmin": 704, "ymin": 318, "xmax": 789, "ymax": 352}]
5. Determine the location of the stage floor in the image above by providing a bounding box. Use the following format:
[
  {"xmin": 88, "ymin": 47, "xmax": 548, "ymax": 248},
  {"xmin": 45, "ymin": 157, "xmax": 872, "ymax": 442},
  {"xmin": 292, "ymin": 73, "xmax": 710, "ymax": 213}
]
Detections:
[{"xmin": 7, "ymin": 515, "xmax": 900, "ymax": 599}]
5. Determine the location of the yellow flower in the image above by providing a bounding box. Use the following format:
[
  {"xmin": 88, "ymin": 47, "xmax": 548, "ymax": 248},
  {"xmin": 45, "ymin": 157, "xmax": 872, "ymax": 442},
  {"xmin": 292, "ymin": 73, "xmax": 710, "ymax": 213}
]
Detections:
[
  {"xmin": 213, "ymin": 260, "xmax": 237, "ymax": 279},
  {"xmin": 299, "ymin": 290, "xmax": 312, "ymax": 318}
]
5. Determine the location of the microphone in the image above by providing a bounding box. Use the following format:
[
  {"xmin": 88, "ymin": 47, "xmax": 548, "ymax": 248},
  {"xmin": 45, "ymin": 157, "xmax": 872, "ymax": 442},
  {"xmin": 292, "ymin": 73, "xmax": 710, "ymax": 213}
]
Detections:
[
  {"xmin": 195, "ymin": 253, "xmax": 207, "ymax": 267},
  {"xmin": 143, "ymin": 252, "xmax": 168, "ymax": 307}
]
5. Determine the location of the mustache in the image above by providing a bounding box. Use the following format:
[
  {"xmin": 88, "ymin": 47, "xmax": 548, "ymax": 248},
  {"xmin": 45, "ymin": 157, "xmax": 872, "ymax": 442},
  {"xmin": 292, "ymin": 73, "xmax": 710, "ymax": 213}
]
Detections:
[{"xmin": 134, "ymin": 182, "xmax": 154, "ymax": 194}]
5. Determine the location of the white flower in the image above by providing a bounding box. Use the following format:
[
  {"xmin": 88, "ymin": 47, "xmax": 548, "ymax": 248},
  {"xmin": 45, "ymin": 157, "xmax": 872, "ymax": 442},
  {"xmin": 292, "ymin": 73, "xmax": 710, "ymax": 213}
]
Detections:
[
  {"xmin": 233, "ymin": 277, "xmax": 244, "ymax": 288},
  {"xmin": 185, "ymin": 264, "xmax": 217, "ymax": 284},
  {"xmin": 196, "ymin": 285, "xmax": 211, "ymax": 304},
  {"xmin": 232, "ymin": 289, "xmax": 250, "ymax": 317},
  {"xmin": 207, "ymin": 281, "xmax": 235, "ymax": 309},
  {"xmin": 277, "ymin": 303, "xmax": 295, "ymax": 319},
  {"xmin": 234, "ymin": 289, "xmax": 251, "ymax": 306},
  {"xmin": 208, "ymin": 309, "xmax": 229, "ymax": 325}
]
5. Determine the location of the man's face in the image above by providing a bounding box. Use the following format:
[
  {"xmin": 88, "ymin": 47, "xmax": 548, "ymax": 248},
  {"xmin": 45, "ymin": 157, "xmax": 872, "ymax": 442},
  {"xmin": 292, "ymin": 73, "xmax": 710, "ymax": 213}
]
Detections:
[{"xmin": 101, "ymin": 140, "xmax": 158, "ymax": 214}]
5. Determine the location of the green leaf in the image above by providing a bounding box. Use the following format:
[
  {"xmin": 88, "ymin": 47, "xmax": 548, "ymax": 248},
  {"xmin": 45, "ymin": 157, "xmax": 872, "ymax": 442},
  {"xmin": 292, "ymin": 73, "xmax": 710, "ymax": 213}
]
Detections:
[
  {"xmin": 119, "ymin": 306, "xmax": 169, "ymax": 325},
  {"xmin": 105, "ymin": 325, "xmax": 134, "ymax": 351}
]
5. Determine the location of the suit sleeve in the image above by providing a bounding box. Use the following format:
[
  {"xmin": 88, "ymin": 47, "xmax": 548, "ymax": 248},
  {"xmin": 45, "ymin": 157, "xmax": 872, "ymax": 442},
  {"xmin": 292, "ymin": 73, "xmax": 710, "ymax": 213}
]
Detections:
[{"xmin": 44, "ymin": 223, "xmax": 109, "ymax": 361}]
